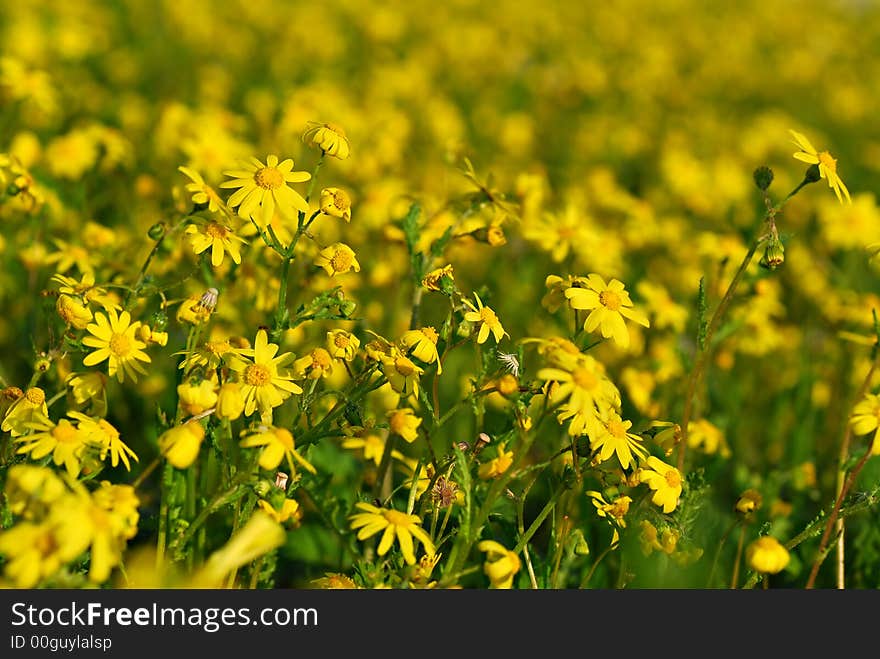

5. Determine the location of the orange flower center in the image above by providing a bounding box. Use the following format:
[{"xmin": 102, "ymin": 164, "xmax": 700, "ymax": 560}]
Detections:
[
  {"xmin": 665, "ymin": 469, "xmax": 682, "ymax": 489},
  {"xmin": 395, "ymin": 356, "xmax": 417, "ymax": 376},
  {"xmin": 311, "ymin": 348, "xmax": 332, "ymax": 369},
  {"xmin": 204, "ymin": 222, "xmax": 228, "ymax": 239},
  {"xmin": 330, "ymin": 249, "xmax": 354, "ymax": 272},
  {"xmin": 254, "ymin": 167, "xmax": 284, "ymax": 190},
  {"xmin": 244, "ymin": 363, "xmax": 271, "ymax": 386},
  {"xmin": 206, "ymin": 340, "xmax": 231, "ymax": 356},
  {"xmin": 324, "ymin": 123, "xmax": 346, "ymax": 137},
  {"xmin": 333, "ymin": 190, "xmax": 350, "ymax": 210},
  {"xmin": 109, "ymin": 333, "xmax": 132, "ymax": 357},
  {"xmin": 607, "ymin": 419, "xmax": 626, "ymax": 438},
  {"xmin": 389, "ymin": 411, "xmax": 410, "ymax": 434},
  {"xmin": 817, "ymin": 151, "xmax": 837, "ymax": 173},
  {"xmin": 25, "ymin": 388, "xmax": 45, "ymax": 405},
  {"xmin": 571, "ymin": 367, "xmax": 598, "ymax": 390},
  {"xmin": 334, "ymin": 334, "xmax": 350, "ymax": 348},
  {"xmin": 479, "ymin": 306, "xmax": 498, "ymax": 325},
  {"xmin": 52, "ymin": 422, "xmax": 80, "ymax": 444},
  {"xmin": 599, "ymin": 289, "xmax": 622, "ymax": 311},
  {"xmin": 383, "ymin": 509, "xmax": 411, "ymax": 526}
]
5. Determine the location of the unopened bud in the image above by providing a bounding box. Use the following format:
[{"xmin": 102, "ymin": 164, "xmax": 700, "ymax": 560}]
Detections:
[
  {"xmin": 148, "ymin": 222, "xmax": 167, "ymax": 240},
  {"xmin": 759, "ymin": 236, "xmax": 785, "ymax": 270},
  {"xmin": 753, "ymin": 166, "xmax": 774, "ymax": 191}
]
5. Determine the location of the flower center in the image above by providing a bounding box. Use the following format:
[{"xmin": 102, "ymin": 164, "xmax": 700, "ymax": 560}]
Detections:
[
  {"xmin": 330, "ymin": 249, "xmax": 354, "ymax": 272},
  {"xmin": 206, "ymin": 340, "xmax": 231, "ymax": 356},
  {"xmin": 817, "ymin": 151, "xmax": 838, "ymax": 173},
  {"xmin": 254, "ymin": 167, "xmax": 284, "ymax": 190},
  {"xmin": 312, "ymin": 348, "xmax": 332, "ymax": 369},
  {"xmin": 25, "ymin": 388, "xmax": 45, "ymax": 405},
  {"xmin": 610, "ymin": 496, "xmax": 631, "ymax": 518},
  {"xmin": 479, "ymin": 307, "xmax": 498, "ymax": 325},
  {"xmin": 571, "ymin": 367, "xmax": 598, "ymax": 390},
  {"xmin": 383, "ymin": 509, "xmax": 411, "ymax": 526},
  {"xmin": 665, "ymin": 469, "xmax": 682, "ymax": 489},
  {"xmin": 324, "ymin": 123, "xmax": 346, "ymax": 137},
  {"xmin": 244, "ymin": 363, "xmax": 271, "ymax": 386},
  {"xmin": 109, "ymin": 333, "xmax": 132, "ymax": 357},
  {"xmin": 607, "ymin": 419, "xmax": 626, "ymax": 438},
  {"xmin": 395, "ymin": 356, "xmax": 417, "ymax": 376},
  {"xmin": 389, "ymin": 411, "xmax": 409, "ymax": 434},
  {"xmin": 599, "ymin": 290, "xmax": 622, "ymax": 310},
  {"xmin": 333, "ymin": 190, "xmax": 350, "ymax": 210},
  {"xmin": 334, "ymin": 334, "xmax": 350, "ymax": 348},
  {"xmin": 52, "ymin": 422, "xmax": 79, "ymax": 444},
  {"xmin": 205, "ymin": 222, "xmax": 228, "ymax": 239}
]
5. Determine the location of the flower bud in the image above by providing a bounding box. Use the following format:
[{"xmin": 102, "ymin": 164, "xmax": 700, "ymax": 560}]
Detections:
[
  {"xmin": 759, "ymin": 236, "xmax": 785, "ymax": 270},
  {"xmin": 148, "ymin": 222, "xmax": 167, "ymax": 240},
  {"xmin": 753, "ymin": 166, "xmax": 774, "ymax": 191}
]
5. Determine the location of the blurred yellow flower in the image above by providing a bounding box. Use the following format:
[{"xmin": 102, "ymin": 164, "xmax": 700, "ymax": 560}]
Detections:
[
  {"xmin": 476, "ymin": 540, "xmax": 520, "ymax": 588},
  {"xmin": 387, "ymin": 407, "xmax": 422, "ymax": 443},
  {"xmin": 746, "ymin": 536, "xmax": 790, "ymax": 574},
  {"xmin": 240, "ymin": 426, "xmax": 316, "ymax": 474},
  {"xmin": 158, "ymin": 421, "xmax": 206, "ymax": 469},
  {"xmin": 178, "ymin": 165, "xmax": 225, "ymax": 212},
  {"xmin": 849, "ymin": 393, "xmax": 880, "ymax": 454}
]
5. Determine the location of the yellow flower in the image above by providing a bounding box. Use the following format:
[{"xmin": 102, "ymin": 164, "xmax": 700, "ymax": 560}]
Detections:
[
  {"xmin": 422, "ymin": 264, "xmax": 454, "ymax": 293},
  {"xmin": 258, "ymin": 498, "xmax": 301, "ymax": 525},
  {"xmin": 69, "ymin": 412, "xmax": 138, "ymax": 471},
  {"xmin": 387, "ymin": 408, "xmax": 422, "ymax": 443},
  {"xmin": 177, "ymin": 378, "xmax": 219, "ymax": 416},
  {"xmin": 746, "ymin": 536, "xmax": 790, "ymax": 574},
  {"xmin": 790, "ymin": 129, "xmax": 851, "ymax": 204},
  {"xmin": 314, "ymin": 242, "xmax": 361, "ymax": 277},
  {"xmin": 342, "ymin": 431, "xmax": 389, "ymax": 467},
  {"xmin": 193, "ymin": 511, "xmax": 285, "ymax": 587},
  {"xmin": 399, "ymin": 327, "xmax": 441, "ymax": 373},
  {"xmin": 220, "ymin": 154, "xmax": 310, "ymax": 225},
  {"xmin": 537, "ymin": 352, "xmax": 620, "ymax": 423},
  {"xmin": 687, "ymin": 418, "xmax": 731, "ymax": 457},
  {"xmin": 476, "ymin": 540, "xmax": 521, "ymax": 589},
  {"xmin": 303, "ymin": 121, "xmax": 351, "ymax": 160},
  {"xmin": 736, "ymin": 489, "xmax": 763, "ymax": 515},
  {"xmin": 0, "ymin": 520, "xmax": 72, "ymax": 588},
  {"xmin": 240, "ymin": 426, "xmax": 316, "ymax": 475},
  {"xmin": 51, "ymin": 272, "xmax": 119, "ymax": 313},
  {"xmin": 849, "ymin": 393, "xmax": 880, "ymax": 454},
  {"xmin": 588, "ymin": 409, "xmax": 648, "ymax": 470},
  {"xmin": 588, "ymin": 491, "xmax": 632, "ymax": 528},
  {"xmin": 15, "ymin": 416, "xmax": 88, "ymax": 477},
  {"xmin": 185, "ymin": 220, "xmax": 247, "ymax": 267},
  {"xmin": 158, "ymin": 421, "xmax": 206, "ymax": 469},
  {"xmin": 216, "ymin": 382, "xmax": 245, "ymax": 421},
  {"xmin": 56, "ymin": 293, "xmax": 93, "ymax": 329},
  {"xmin": 380, "ymin": 349, "xmax": 424, "ymax": 398},
  {"xmin": 564, "ymin": 274, "xmax": 649, "ymax": 348},
  {"xmin": 348, "ymin": 502, "xmax": 435, "ymax": 566},
  {"xmin": 326, "ymin": 329, "xmax": 360, "ymax": 361},
  {"xmin": 294, "ymin": 347, "xmax": 334, "ymax": 380},
  {"xmin": 463, "ymin": 292, "xmax": 508, "ymax": 344},
  {"xmin": 82, "ymin": 309, "xmax": 152, "ymax": 384},
  {"xmin": 637, "ymin": 456, "xmax": 683, "ymax": 513},
  {"xmin": 66, "ymin": 371, "xmax": 108, "ymax": 416},
  {"xmin": 1, "ymin": 387, "xmax": 48, "ymax": 437},
  {"xmin": 227, "ymin": 329, "xmax": 303, "ymax": 420},
  {"xmin": 320, "ymin": 187, "xmax": 352, "ymax": 221},
  {"xmin": 478, "ymin": 443, "xmax": 514, "ymax": 479},
  {"xmin": 178, "ymin": 165, "xmax": 224, "ymax": 212}
]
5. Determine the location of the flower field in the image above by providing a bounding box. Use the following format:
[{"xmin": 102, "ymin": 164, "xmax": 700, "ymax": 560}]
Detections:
[{"xmin": 2, "ymin": 0, "xmax": 880, "ymax": 590}]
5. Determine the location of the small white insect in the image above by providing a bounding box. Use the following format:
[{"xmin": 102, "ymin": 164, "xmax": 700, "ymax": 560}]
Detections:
[{"xmin": 496, "ymin": 350, "xmax": 520, "ymax": 377}]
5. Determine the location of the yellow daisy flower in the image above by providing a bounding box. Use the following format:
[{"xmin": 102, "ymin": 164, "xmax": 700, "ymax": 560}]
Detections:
[
  {"xmin": 564, "ymin": 274, "xmax": 649, "ymax": 348},
  {"xmin": 15, "ymin": 416, "xmax": 88, "ymax": 477},
  {"xmin": 387, "ymin": 408, "xmax": 422, "ymax": 443},
  {"xmin": 314, "ymin": 242, "xmax": 361, "ymax": 277},
  {"xmin": 326, "ymin": 329, "xmax": 360, "ymax": 362},
  {"xmin": 637, "ymin": 456, "xmax": 683, "ymax": 513},
  {"xmin": 227, "ymin": 329, "xmax": 303, "ymax": 420},
  {"xmin": 178, "ymin": 165, "xmax": 224, "ymax": 212},
  {"xmin": 588, "ymin": 409, "xmax": 648, "ymax": 470},
  {"xmin": 789, "ymin": 129, "xmax": 851, "ymax": 205},
  {"xmin": 303, "ymin": 121, "xmax": 351, "ymax": 160},
  {"xmin": 69, "ymin": 412, "xmax": 138, "ymax": 471},
  {"xmin": 319, "ymin": 187, "xmax": 352, "ymax": 221},
  {"xmin": 399, "ymin": 327, "xmax": 441, "ymax": 373},
  {"xmin": 185, "ymin": 219, "xmax": 247, "ymax": 267},
  {"xmin": 348, "ymin": 502, "xmax": 434, "ymax": 565},
  {"xmin": 82, "ymin": 309, "xmax": 152, "ymax": 384},
  {"xmin": 463, "ymin": 292, "xmax": 508, "ymax": 344},
  {"xmin": 220, "ymin": 155, "xmax": 310, "ymax": 226}
]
